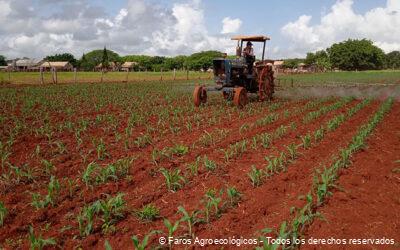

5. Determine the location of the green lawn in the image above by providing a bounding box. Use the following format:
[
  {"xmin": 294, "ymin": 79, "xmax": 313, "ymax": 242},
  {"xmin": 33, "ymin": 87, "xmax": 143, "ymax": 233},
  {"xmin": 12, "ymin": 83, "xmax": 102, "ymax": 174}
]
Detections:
[
  {"xmin": 0, "ymin": 70, "xmax": 212, "ymax": 85},
  {"xmin": 1, "ymin": 70, "xmax": 399, "ymax": 86},
  {"xmin": 277, "ymin": 70, "xmax": 400, "ymax": 86}
]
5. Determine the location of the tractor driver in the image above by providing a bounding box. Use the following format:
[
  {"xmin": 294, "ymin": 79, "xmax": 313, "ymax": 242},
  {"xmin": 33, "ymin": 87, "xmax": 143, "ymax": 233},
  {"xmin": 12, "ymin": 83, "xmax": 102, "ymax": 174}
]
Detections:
[
  {"xmin": 243, "ymin": 41, "xmax": 255, "ymax": 74},
  {"xmin": 243, "ymin": 41, "xmax": 254, "ymax": 57}
]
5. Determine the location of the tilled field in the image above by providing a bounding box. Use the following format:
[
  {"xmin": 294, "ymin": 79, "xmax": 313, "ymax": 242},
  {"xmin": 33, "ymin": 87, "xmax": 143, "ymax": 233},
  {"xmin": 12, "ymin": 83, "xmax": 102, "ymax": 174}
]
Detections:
[{"xmin": 0, "ymin": 82, "xmax": 399, "ymax": 249}]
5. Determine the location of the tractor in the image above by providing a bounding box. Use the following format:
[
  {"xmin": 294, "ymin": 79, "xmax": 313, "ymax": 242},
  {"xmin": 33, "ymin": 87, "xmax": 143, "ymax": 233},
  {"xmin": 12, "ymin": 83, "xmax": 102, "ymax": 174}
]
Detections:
[{"xmin": 193, "ymin": 35, "xmax": 275, "ymax": 107}]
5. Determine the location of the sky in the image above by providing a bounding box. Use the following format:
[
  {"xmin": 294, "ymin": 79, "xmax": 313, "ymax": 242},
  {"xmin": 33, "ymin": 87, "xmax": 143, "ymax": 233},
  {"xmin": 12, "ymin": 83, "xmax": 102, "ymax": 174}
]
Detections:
[{"xmin": 0, "ymin": 0, "xmax": 399, "ymax": 60}]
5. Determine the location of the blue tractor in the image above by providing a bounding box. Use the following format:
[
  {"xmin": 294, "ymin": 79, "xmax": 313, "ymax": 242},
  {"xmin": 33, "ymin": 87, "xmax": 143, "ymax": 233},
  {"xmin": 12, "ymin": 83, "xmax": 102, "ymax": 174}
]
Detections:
[{"xmin": 193, "ymin": 35, "xmax": 275, "ymax": 107}]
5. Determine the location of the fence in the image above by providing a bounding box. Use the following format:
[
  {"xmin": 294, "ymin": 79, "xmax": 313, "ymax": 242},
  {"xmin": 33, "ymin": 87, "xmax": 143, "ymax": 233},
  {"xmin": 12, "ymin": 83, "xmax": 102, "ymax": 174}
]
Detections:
[{"xmin": 0, "ymin": 69, "xmax": 214, "ymax": 85}]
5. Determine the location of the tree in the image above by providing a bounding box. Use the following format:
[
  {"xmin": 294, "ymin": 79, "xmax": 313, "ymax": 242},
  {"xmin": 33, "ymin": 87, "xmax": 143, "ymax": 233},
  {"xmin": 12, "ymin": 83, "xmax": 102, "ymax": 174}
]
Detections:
[
  {"xmin": 282, "ymin": 58, "xmax": 304, "ymax": 69},
  {"xmin": 327, "ymin": 39, "xmax": 385, "ymax": 71},
  {"xmin": 45, "ymin": 53, "xmax": 77, "ymax": 67},
  {"xmin": 304, "ymin": 52, "xmax": 316, "ymax": 66},
  {"xmin": 163, "ymin": 56, "xmax": 187, "ymax": 71},
  {"xmin": 0, "ymin": 55, "xmax": 6, "ymax": 66},
  {"xmin": 79, "ymin": 49, "xmax": 120, "ymax": 71},
  {"xmin": 121, "ymin": 55, "xmax": 153, "ymax": 70},
  {"xmin": 102, "ymin": 47, "xmax": 109, "ymax": 69},
  {"xmin": 385, "ymin": 51, "xmax": 400, "ymax": 69},
  {"xmin": 185, "ymin": 51, "xmax": 223, "ymax": 71}
]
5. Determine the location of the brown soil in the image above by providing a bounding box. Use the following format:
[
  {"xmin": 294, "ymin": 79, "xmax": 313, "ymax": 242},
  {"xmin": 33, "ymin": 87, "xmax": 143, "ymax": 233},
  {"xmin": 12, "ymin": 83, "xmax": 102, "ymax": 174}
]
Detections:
[
  {"xmin": 1, "ymin": 94, "xmax": 399, "ymax": 250},
  {"xmin": 302, "ymin": 102, "xmax": 400, "ymax": 250}
]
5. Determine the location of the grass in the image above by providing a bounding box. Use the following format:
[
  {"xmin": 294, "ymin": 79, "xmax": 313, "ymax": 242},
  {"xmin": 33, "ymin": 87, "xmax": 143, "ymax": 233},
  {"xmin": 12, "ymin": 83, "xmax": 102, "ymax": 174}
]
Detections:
[
  {"xmin": 277, "ymin": 70, "xmax": 400, "ymax": 86},
  {"xmin": 0, "ymin": 70, "xmax": 212, "ymax": 85}
]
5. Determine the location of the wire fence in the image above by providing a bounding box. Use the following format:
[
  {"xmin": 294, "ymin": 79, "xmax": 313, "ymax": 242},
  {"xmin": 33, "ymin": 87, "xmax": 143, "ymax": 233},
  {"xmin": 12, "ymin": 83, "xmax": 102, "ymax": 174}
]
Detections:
[{"xmin": 0, "ymin": 70, "xmax": 214, "ymax": 85}]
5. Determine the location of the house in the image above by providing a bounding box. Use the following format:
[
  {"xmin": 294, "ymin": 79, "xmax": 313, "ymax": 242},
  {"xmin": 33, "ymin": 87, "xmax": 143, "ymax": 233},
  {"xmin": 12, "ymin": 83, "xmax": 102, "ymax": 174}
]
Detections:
[
  {"xmin": 96, "ymin": 62, "xmax": 120, "ymax": 71},
  {"xmin": 40, "ymin": 61, "xmax": 73, "ymax": 71},
  {"xmin": 273, "ymin": 60, "xmax": 284, "ymax": 73},
  {"xmin": 0, "ymin": 65, "xmax": 11, "ymax": 72},
  {"xmin": 121, "ymin": 62, "xmax": 138, "ymax": 71},
  {"xmin": 15, "ymin": 58, "xmax": 43, "ymax": 71}
]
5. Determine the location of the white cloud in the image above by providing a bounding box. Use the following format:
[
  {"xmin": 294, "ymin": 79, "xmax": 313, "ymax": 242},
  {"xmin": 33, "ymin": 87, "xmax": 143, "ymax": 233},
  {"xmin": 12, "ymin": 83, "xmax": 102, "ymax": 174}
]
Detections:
[
  {"xmin": 281, "ymin": 0, "xmax": 400, "ymax": 57},
  {"xmin": 0, "ymin": 0, "xmax": 240, "ymax": 59},
  {"xmin": 221, "ymin": 17, "xmax": 242, "ymax": 34}
]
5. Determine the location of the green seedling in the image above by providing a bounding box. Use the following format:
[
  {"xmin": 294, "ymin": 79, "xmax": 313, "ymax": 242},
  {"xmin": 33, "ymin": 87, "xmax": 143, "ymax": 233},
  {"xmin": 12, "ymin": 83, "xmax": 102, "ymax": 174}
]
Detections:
[
  {"xmin": 136, "ymin": 204, "xmax": 159, "ymax": 222},
  {"xmin": 159, "ymin": 168, "xmax": 186, "ymax": 192}
]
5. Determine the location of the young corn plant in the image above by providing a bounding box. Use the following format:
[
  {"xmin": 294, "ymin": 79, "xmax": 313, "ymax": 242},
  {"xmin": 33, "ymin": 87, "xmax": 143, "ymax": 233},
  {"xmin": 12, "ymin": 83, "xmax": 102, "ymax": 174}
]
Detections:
[
  {"xmin": 258, "ymin": 133, "xmax": 272, "ymax": 149},
  {"xmin": 28, "ymin": 225, "xmax": 56, "ymax": 250},
  {"xmin": 300, "ymin": 133, "xmax": 312, "ymax": 149},
  {"xmin": 314, "ymin": 127, "xmax": 325, "ymax": 142},
  {"xmin": 264, "ymin": 152, "xmax": 288, "ymax": 175},
  {"xmin": 131, "ymin": 230, "xmax": 159, "ymax": 250},
  {"xmin": 203, "ymin": 156, "xmax": 217, "ymax": 172},
  {"xmin": 248, "ymin": 166, "xmax": 264, "ymax": 187},
  {"xmin": 257, "ymin": 222, "xmax": 290, "ymax": 250},
  {"xmin": 163, "ymin": 218, "xmax": 181, "ymax": 248},
  {"xmin": 41, "ymin": 159, "xmax": 56, "ymax": 176},
  {"xmin": 93, "ymin": 138, "xmax": 109, "ymax": 160},
  {"xmin": 201, "ymin": 189, "xmax": 222, "ymax": 223},
  {"xmin": 0, "ymin": 201, "xmax": 7, "ymax": 226},
  {"xmin": 312, "ymin": 167, "xmax": 337, "ymax": 206},
  {"xmin": 286, "ymin": 143, "xmax": 298, "ymax": 161},
  {"xmin": 274, "ymin": 125, "xmax": 287, "ymax": 139},
  {"xmin": 31, "ymin": 176, "xmax": 60, "ymax": 209},
  {"xmin": 177, "ymin": 206, "xmax": 202, "ymax": 239},
  {"xmin": 226, "ymin": 186, "xmax": 242, "ymax": 207},
  {"xmin": 186, "ymin": 157, "xmax": 201, "ymax": 176},
  {"xmin": 159, "ymin": 168, "xmax": 186, "ymax": 192},
  {"xmin": 326, "ymin": 114, "xmax": 345, "ymax": 131},
  {"xmin": 92, "ymin": 193, "xmax": 126, "ymax": 234},
  {"xmin": 136, "ymin": 204, "xmax": 160, "ymax": 222},
  {"xmin": 0, "ymin": 142, "xmax": 11, "ymax": 170},
  {"xmin": 133, "ymin": 134, "xmax": 152, "ymax": 148},
  {"xmin": 77, "ymin": 205, "xmax": 96, "ymax": 237},
  {"xmin": 170, "ymin": 144, "xmax": 189, "ymax": 156}
]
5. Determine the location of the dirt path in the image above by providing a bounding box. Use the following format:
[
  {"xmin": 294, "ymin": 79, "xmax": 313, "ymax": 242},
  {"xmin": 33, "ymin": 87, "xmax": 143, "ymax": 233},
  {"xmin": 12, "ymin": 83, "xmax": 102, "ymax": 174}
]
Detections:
[{"xmin": 303, "ymin": 102, "xmax": 400, "ymax": 250}]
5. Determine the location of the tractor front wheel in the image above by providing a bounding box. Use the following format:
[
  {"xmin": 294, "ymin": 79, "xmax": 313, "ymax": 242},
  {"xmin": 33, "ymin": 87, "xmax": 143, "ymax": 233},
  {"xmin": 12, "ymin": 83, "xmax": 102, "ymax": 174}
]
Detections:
[
  {"xmin": 233, "ymin": 87, "xmax": 248, "ymax": 107},
  {"xmin": 193, "ymin": 86, "xmax": 207, "ymax": 107}
]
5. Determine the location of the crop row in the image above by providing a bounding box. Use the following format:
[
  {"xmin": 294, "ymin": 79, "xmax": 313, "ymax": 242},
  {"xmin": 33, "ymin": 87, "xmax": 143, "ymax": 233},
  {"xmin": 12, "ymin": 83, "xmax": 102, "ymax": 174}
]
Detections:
[{"xmin": 256, "ymin": 98, "xmax": 393, "ymax": 249}]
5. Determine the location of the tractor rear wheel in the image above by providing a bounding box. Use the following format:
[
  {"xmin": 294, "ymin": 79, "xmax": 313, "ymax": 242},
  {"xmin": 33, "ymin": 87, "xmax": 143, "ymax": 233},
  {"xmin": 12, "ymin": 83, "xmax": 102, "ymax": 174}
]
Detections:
[
  {"xmin": 193, "ymin": 86, "xmax": 207, "ymax": 107},
  {"xmin": 258, "ymin": 65, "xmax": 275, "ymax": 101},
  {"xmin": 233, "ymin": 87, "xmax": 248, "ymax": 107}
]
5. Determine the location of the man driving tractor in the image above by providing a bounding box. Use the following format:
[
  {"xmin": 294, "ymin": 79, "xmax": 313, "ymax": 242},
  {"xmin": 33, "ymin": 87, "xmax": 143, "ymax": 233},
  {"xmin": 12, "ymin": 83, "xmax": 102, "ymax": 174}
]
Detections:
[{"xmin": 243, "ymin": 41, "xmax": 255, "ymax": 74}]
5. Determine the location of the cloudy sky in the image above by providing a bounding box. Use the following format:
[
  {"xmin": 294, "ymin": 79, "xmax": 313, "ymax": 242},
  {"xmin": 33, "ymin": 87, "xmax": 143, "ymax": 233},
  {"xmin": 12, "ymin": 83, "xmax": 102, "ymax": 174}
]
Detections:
[{"xmin": 0, "ymin": 0, "xmax": 399, "ymax": 60}]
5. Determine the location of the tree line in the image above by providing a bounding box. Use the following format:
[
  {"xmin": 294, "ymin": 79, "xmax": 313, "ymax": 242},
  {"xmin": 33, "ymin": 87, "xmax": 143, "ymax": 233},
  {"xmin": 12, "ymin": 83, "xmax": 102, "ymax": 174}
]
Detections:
[
  {"xmin": 283, "ymin": 39, "xmax": 400, "ymax": 71},
  {"xmin": 1, "ymin": 39, "xmax": 399, "ymax": 71},
  {"xmin": 0, "ymin": 49, "xmax": 222, "ymax": 71}
]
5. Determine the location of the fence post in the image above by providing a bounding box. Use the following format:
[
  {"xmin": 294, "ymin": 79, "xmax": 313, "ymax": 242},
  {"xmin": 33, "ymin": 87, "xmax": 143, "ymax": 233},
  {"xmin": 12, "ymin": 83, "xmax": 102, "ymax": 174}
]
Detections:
[
  {"xmin": 173, "ymin": 68, "xmax": 176, "ymax": 80},
  {"xmin": 291, "ymin": 78, "xmax": 294, "ymax": 87},
  {"xmin": 74, "ymin": 68, "xmax": 77, "ymax": 84},
  {"xmin": 40, "ymin": 67, "xmax": 44, "ymax": 84},
  {"xmin": 8, "ymin": 69, "xmax": 11, "ymax": 83},
  {"xmin": 101, "ymin": 70, "xmax": 104, "ymax": 83},
  {"xmin": 160, "ymin": 68, "xmax": 163, "ymax": 81},
  {"xmin": 186, "ymin": 70, "xmax": 189, "ymax": 80},
  {"xmin": 55, "ymin": 68, "xmax": 58, "ymax": 84},
  {"xmin": 51, "ymin": 67, "xmax": 56, "ymax": 84},
  {"xmin": 126, "ymin": 69, "xmax": 129, "ymax": 83}
]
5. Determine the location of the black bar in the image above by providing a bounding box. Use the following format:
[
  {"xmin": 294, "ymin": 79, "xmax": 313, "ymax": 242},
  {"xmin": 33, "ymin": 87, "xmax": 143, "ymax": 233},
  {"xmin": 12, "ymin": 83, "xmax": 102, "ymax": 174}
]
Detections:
[{"xmin": 262, "ymin": 41, "xmax": 266, "ymax": 61}]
